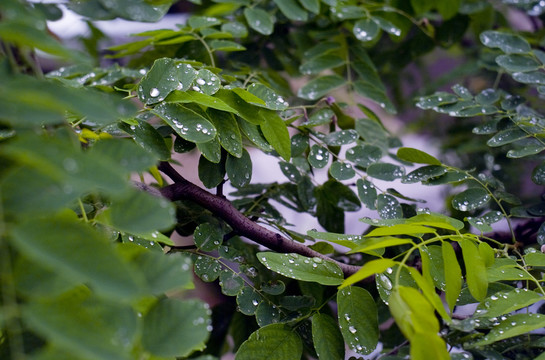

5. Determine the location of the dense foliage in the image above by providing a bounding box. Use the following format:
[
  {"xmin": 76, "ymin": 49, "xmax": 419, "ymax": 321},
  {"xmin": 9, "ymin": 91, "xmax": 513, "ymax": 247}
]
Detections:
[{"xmin": 1, "ymin": 0, "xmax": 545, "ymax": 359}]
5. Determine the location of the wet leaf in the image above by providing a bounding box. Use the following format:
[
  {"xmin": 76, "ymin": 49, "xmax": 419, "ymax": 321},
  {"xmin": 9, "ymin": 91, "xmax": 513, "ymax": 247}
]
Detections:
[
  {"xmin": 486, "ymin": 128, "xmax": 528, "ymax": 147},
  {"xmin": 397, "ymin": 147, "xmax": 442, "ymax": 165},
  {"xmin": 460, "ymin": 238, "xmax": 488, "ymax": 302},
  {"xmin": 312, "ymin": 313, "xmax": 345, "ymax": 360},
  {"xmin": 259, "ymin": 109, "xmax": 291, "ymax": 161},
  {"xmin": 324, "ymin": 129, "xmax": 359, "ymax": 146},
  {"xmin": 209, "ymin": 39, "xmax": 245, "ymax": 51},
  {"xmin": 329, "ymin": 162, "xmax": 356, "ymax": 181},
  {"xmin": 475, "ymin": 288, "xmax": 543, "ymax": 319},
  {"xmin": 197, "ymin": 137, "xmax": 221, "ymax": 163},
  {"xmin": 531, "ymin": 161, "xmax": 545, "ymax": 185},
  {"xmin": 237, "ymin": 287, "xmax": 263, "ymax": 315},
  {"xmin": 337, "ymin": 287, "xmax": 379, "ymax": 355},
  {"xmin": 244, "ymin": 7, "xmax": 274, "ymax": 35},
  {"xmin": 257, "ymin": 252, "xmax": 344, "ymax": 285},
  {"xmin": 279, "ymin": 161, "xmax": 302, "ymax": 183},
  {"xmin": 496, "ymin": 54, "xmax": 541, "ymax": 72},
  {"xmin": 403, "ymin": 165, "xmax": 446, "ymax": 183},
  {"xmin": 208, "ymin": 109, "xmax": 243, "ymax": 157},
  {"xmin": 371, "ymin": 16, "xmax": 402, "ymax": 36},
  {"xmin": 273, "ymin": 0, "xmax": 308, "ymax": 21},
  {"xmin": 193, "ymin": 69, "xmax": 221, "ymax": 95},
  {"xmin": 299, "ymin": 54, "xmax": 345, "ymax": 75},
  {"xmin": 247, "ymin": 83, "xmax": 289, "ymax": 110},
  {"xmin": 472, "ymin": 313, "xmax": 545, "ymax": 346},
  {"xmin": 452, "ymin": 188, "xmax": 490, "ymax": 212},
  {"xmin": 297, "ymin": 75, "xmax": 346, "ymax": 100},
  {"xmin": 366, "ymin": 224, "xmax": 436, "ymax": 237},
  {"xmin": 353, "ymin": 18, "xmax": 380, "ymax": 42},
  {"xmin": 303, "ymin": 108, "xmax": 334, "ymax": 127},
  {"xmin": 198, "ymin": 155, "xmax": 225, "ymax": 189},
  {"xmin": 226, "ymin": 149, "xmax": 252, "ymax": 187},
  {"xmin": 357, "ymin": 178, "xmax": 377, "ymax": 210},
  {"xmin": 353, "ymin": 80, "xmax": 396, "ymax": 114},
  {"xmin": 475, "ymin": 88, "xmax": 500, "ymax": 105},
  {"xmin": 194, "ymin": 256, "xmax": 222, "ymax": 282},
  {"xmin": 236, "ymin": 324, "xmax": 302, "ymax": 360},
  {"xmin": 194, "ymin": 223, "xmax": 224, "ymax": 251},
  {"xmin": 367, "ymin": 163, "xmax": 405, "ymax": 181},
  {"xmin": 377, "ymin": 194, "xmax": 403, "ymax": 219},
  {"xmin": 138, "ymin": 58, "xmax": 196, "ymax": 105},
  {"xmin": 221, "ymin": 21, "xmax": 248, "ymax": 38},
  {"xmin": 341, "ymin": 259, "xmax": 397, "ymax": 287},
  {"xmin": 165, "ymin": 90, "xmax": 238, "ymax": 113},
  {"xmin": 480, "ymin": 30, "xmax": 531, "ymax": 54},
  {"xmin": 346, "ymin": 144, "xmax": 382, "ymax": 167},
  {"xmin": 512, "ymin": 70, "xmax": 545, "ymax": 84},
  {"xmin": 442, "ymin": 242, "xmax": 462, "ymax": 312},
  {"xmin": 308, "ymin": 145, "xmax": 330, "ymax": 168},
  {"xmin": 153, "ymin": 103, "xmax": 216, "ymax": 143},
  {"xmin": 119, "ymin": 120, "xmax": 170, "ymax": 161},
  {"xmin": 219, "ymin": 270, "xmax": 244, "ymax": 296}
]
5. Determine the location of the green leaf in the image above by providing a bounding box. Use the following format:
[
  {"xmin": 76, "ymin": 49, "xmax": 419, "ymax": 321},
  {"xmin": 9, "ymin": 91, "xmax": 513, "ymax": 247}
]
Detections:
[
  {"xmin": 525, "ymin": 251, "xmax": 545, "ymax": 266},
  {"xmin": 133, "ymin": 251, "xmax": 193, "ymax": 295},
  {"xmin": 153, "ymin": 103, "xmax": 217, "ymax": 143},
  {"xmin": 437, "ymin": 0, "xmax": 460, "ymax": 19},
  {"xmin": 209, "ymin": 39, "xmax": 246, "ymax": 51},
  {"xmin": 452, "ymin": 188, "xmax": 491, "ymax": 212},
  {"xmin": 138, "ymin": 58, "xmax": 195, "ymax": 105},
  {"xmin": 311, "ymin": 313, "xmax": 345, "ymax": 360},
  {"xmin": 532, "ymin": 161, "xmax": 545, "ymax": 185},
  {"xmin": 226, "ymin": 149, "xmax": 252, "ymax": 187},
  {"xmin": 367, "ymin": 163, "xmax": 405, "ymax": 181},
  {"xmin": 194, "ymin": 69, "xmax": 221, "ymax": 95},
  {"xmin": 460, "ymin": 238, "xmax": 488, "ymax": 302},
  {"xmin": 475, "ymin": 288, "xmax": 543, "ymax": 319},
  {"xmin": 247, "ymin": 83, "xmax": 289, "ymax": 110},
  {"xmin": 337, "ymin": 287, "xmax": 379, "ymax": 355},
  {"xmin": 255, "ymin": 302, "xmax": 282, "ymax": 327},
  {"xmin": 88, "ymin": 139, "xmax": 157, "ymax": 173},
  {"xmin": 194, "ymin": 255, "xmax": 222, "ymax": 282},
  {"xmin": 166, "ymin": 90, "xmax": 238, "ymax": 113},
  {"xmin": 222, "ymin": 21, "xmax": 248, "ymax": 37},
  {"xmin": 324, "ymin": 129, "xmax": 359, "ymax": 146},
  {"xmin": 442, "ymin": 242, "xmax": 462, "ymax": 312},
  {"xmin": 197, "ymin": 137, "xmax": 222, "ymax": 163},
  {"xmin": 513, "ymin": 70, "xmax": 545, "ymax": 84},
  {"xmin": 237, "ymin": 287, "xmax": 263, "ymax": 315},
  {"xmin": 371, "ymin": 16, "xmax": 402, "ymax": 36},
  {"xmin": 238, "ymin": 118, "xmax": 274, "ymax": 151},
  {"xmin": 110, "ymin": 191, "xmax": 176, "ymax": 234},
  {"xmin": 22, "ymin": 295, "xmax": 138, "ymax": 360},
  {"xmin": 495, "ymin": 54, "xmax": 541, "ymax": 72},
  {"xmin": 308, "ymin": 145, "xmax": 330, "ymax": 168},
  {"xmin": 236, "ymin": 324, "xmax": 303, "ymax": 360},
  {"xmin": 353, "ymin": 18, "xmax": 380, "ymax": 42},
  {"xmin": 273, "ymin": 0, "xmax": 308, "ymax": 21},
  {"xmin": 357, "ymin": 179, "xmax": 377, "ymax": 210},
  {"xmin": 486, "ymin": 128, "xmax": 528, "ymax": 147},
  {"xmin": 341, "ymin": 259, "xmax": 397, "ymax": 288},
  {"xmin": 303, "ymin": 108, "xmax": 334, "ymax": 127},
  {"xmin": 119, "ymin": 120, "xmax": 170, "ymax": 161},
  {"xmin": 279, "ymin": 161, "xmax": 302, "ymax": 183},
  {"xmin": 480, "ymin": 30, "xmax": 531, "ymax": 54},
  {"xmin": 244, "ymin": 7, "xmax": 274, "ymax": 35},
  {"xmin": 329, "ymin": 162, "xmax": 356, "ymax": 181},
  {"xmin": 410, "ymin": 333, "xmax": 450, "ymax": 360},
  {"xmin": 219, "ymin": 270, "xmax": 245, "ymax": 296},
  {"xmin": 349, "ymin": 237, "xmax": 413, "ymax": 254},
  {"xmin": 142, "ymin": 298, "xmax": 210, "ymax": 357},
  {"xmin": 472, "ymin": 313, "xmax": 545, "ymax": 346},
  {"xmin": 259, "ymin": 109, "xmax": 291, "ymax": 160},
  {"xmin": 299, "ymin": 54, "xmax": 345, "ymax": 75},
  {"xmin": 297, "ymin": 75, "xmax": 346, "ymax": 100},
  {"xmin": 376, "ymin": 194, "xmax": 403, "ymax": 219},
  {"xmin": 188, "ymin": 15, "xmax": 221, "ymax": 29},
  {"xmin": 403, "ymin": 165, "xmax": 447, "ymax": 184},
  {"xmin": 11, "ymin": 214, "xmax": 144, "ymax": 300},
  {"xmin": 346, "ymin": 144, "xmax": 382, "ymax": 167},
  {"xmin": 97, "ymin": 0, "xmax": 169, "ymax": 22},
  {"xmin": 208, "ymin": 109, "xmax": 243, "ymax": 157},
  {"xmin": 397, "ymin": 147, "xmax": 442, "ymax": 165},
  {"xmin": 214, "ymin": 89, "xmax": 264, "ymax": 125},
  {"xmin": 353, "ymin": 80, "xmax": 396, "ymax": 114},
  {"xmin": 389, "ymin": 286, "xmax": 440, "ymax": 338},
  {"xmin": 194, "ymin": 223, "xmax": 224, "ymax": 251},
  {"xmin": 257, "ymin": 252, "xmax": 344, "ymax": 285},
  {"xmin": 198, "ymin": 155, "xmax": 225, "ymax": 188}
]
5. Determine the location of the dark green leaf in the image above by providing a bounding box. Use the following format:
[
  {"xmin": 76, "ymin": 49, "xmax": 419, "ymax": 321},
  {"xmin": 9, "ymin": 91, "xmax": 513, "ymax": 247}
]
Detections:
[
  {"xmin": 367, "ymin": 163, "xmax": 405, "ymax": 181},
  {"xmin": 247, "ymin": 83, "xmax": 289, "ymax": 110},
  {"xmin": 357, "ymin": 179, "xmax": 377, "ymax": 210},
  {"xmin": 138, "ymin": 58, "xmax": 195, "ymax": 105},
  {"xmin": 297, "ymin": 75, "xmax": 346, "ymax": 101},
  {"xmin": 324, "ymin": 129, "xmax": 359, "ymax": 146},
  {"xmin": 119, "ymin": 120, "xmax": 170, "ymax": 161},
  {"xmin": 532, "ymin": 161, "xmax": 545, "ymax": 185},
  {"xmin": 353, "ymin": 80, "xmax": 396, "ymax": 114},
  {"xmin": 188, "ymin": 15, "xmax": 221, "ymax": 29},
  {"xmin": 329, "ymin": 162, "xmax": 356, "ymax": 181},
  {"xmin": 194, "ymin": 255, "xmax": 222, "ymax": 282},
  {"xmin": 273, "ymin": 0, "xmax": 308, "ymax": 21},
  {"xmin": 208, "ymin": 109, "xmax": 243, "ymax": 157},
  {"xmin": 480, "ymin": 31, "xmax": 531, "ymax": 54},
  {"xmin": 300, "ymin": 54, "xmax": 345, "ymax": 75},
  {"xmin": 134, "ymin": 251, "xmax": 193, "ymax": 295},
  {"xmin": 496, "ymin": 54, "xmax": 540, "ymax": 72},
  {"xmin": 376, "ymin": 194, "xmax": 403, "ymax": 219},
  {"xmin": 475, "ymin": 288, "xmax": 543, "ymax": 319},
  {"xmin": 166, "ymin": 90, "xmax": 238, "ymax": 113},
  {"xmin": 219, "ymin": 270, "xmax": 244, "ymax": 296},
  {"xmin": 198, "ymin": 155, "xmax": 225, "ymax": 188},
  {"xmin": 299, "ymin": 0, "xmax": 320, "ymax": 13},
  {"xmin": 244, "ymin": 7, "xmax": 274, "ymax": 35},
  {"xmin": 197, "ymin": 137, "xmax": 222, "ymax": 163},
  {"xmin": 279, "ymin": 161, "xmax": 302, "ymax": 183},
  {"xmin": 194, "ymin": 223, "xmax": 224, "ymax": 251},
  {"xmin": 237, "ymin": 287, "xmax": 263, "ymax": 315},
  {"xmin": 487, "ymin": 128, "xmax": 528, "ymax": 147},
  {"xmin": 353, "ymin": 18, "xmax": 380, "ymax": 42},
  {"xmin": 452, "ymin": 188, "xmax": 490, "ymax": 212},
  {"xmin": 226, "ymin": 149, "xmax": 252, "ymax": 187},
  {"xmin": 210, "ymin": 39, "xmax": 246, "ymax": 51},
  {"xmin": 346, "ymin": 145, "xmax": 382, "ymax": 167},
  {"xmin": 153, "ymin": 103, "xmax": 217, "ymax": 143},
  {"xmin": 308, "ymin": 145, "xmax": 330, "ymax": 168},
  {"xmin": 311, "ymin": 313, "xmax": 345, "ymax": 360},
  {"xmin": 257, "ymin": 252, "xmax": 344, "ymax": 285},
  {"xmin": 142, "ymin": 298, "xmax": 210, "ymax": 357},
  {"xmin": 473, "ymin": 313, "xmax": 545, "ymax": 346},
  {"xmin": 194, "ymin": 69, "xmax": 221, "ymax": 95},
  {"xmin": 397, "ymin": 147, "xmax": 442, "ymax": 165},
  {"xmin": 337, "ymin": 287, "xmax": 379, "ymax": 355}
]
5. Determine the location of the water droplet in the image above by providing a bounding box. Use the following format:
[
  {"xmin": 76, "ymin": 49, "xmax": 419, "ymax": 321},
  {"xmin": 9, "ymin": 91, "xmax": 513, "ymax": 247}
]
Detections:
[
  {"xmin": 348, "ymin": 326, "xmax": 357, "ymax": 334},
  {"xmin": 149, "ymin": 88, "xmax": 160, "ymax": 97}
]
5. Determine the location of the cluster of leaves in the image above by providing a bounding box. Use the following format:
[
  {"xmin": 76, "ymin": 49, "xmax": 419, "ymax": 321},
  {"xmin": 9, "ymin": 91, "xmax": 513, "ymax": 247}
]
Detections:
[{"xmin": 1, "ymin": 0, "xmax": 545, "ymax": 360}]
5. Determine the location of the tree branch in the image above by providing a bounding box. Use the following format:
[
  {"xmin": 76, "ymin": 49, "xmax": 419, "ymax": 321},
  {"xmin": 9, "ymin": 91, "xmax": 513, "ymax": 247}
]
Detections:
[{"xmin": 157, "ymin": 162, "xmax": 364, "ymax": 278}]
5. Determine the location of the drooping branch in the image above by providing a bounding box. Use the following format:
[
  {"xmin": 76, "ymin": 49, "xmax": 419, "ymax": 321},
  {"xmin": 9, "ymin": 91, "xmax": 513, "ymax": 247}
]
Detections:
[{"xmin": 157, "ymin": 162, "xmax": 363, "ymax": 277}]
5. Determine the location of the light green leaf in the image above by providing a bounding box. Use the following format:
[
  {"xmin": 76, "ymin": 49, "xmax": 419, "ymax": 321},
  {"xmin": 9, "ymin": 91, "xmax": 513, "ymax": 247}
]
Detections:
[
  {"xmin": 257, "ymin": 252, "xmax": 344, "ymax": 285},
  {"xmin": 166, "ymin": 90, "xmax": 238, "ymax": 113},
  {"xmin": 214, "ymin": 89, "xmax": 264, "ymax": 125},
  {"xmin": 475, "ymin": 288, "xmax": 543, "ymax": 319},
  {"xmin": 312, "ymin": 313, "xmax": 345, "ymax": 360},
  {"xmin": 366, "ymin": 224, "xmax": 436, "ymax": 237},
  {"xmin": 348, "ymin": 237, "xmax": 413, "ymax": 254},
  {"xmin": 452, "ymin": 188, "xmax": 490, "ymax": 212},
  {"xmin": 397, "ymin": 147, "xmax": 442, "ymax": 165},
  {"xmin": 153, "ymin": 103, "xmax": 217, "ymax": 143},
  {"xmin": 367, "ymin": 163, "xmax": 405, "ymax": 181},
  {"xmin": 273, "ymin": 0, "xmax": 308, "ymax": 21},
  {"xmin": 480, "ymin": 30, "xmax": 531, "ymax": 54},
  {"xmin": 341, "ymin": 259, "xmax": 397, "ymax": 288},
  {"xmin": 237, "ymin": 118, "xmax": 274, "ymax": 151},
  {"xmin": 329, "ymin": 162, "xmax": 356, "ymax": 181},
  {"xmin": 472, "ymin": 313, "xmax": 545, "ymax": 346},
  {"xmin": 411, "ymin": 333, "xmax": 450, "ymax": 360},
  {"xmin": 142, "ymin": 298, "xmax": 210, "ymax": 357},
  {"xmin": 300, "ymin": 54, "xmax": 345, "ymax": 75},
  {"xmin": 11, "ymin": 214, "xmax": 144, "ymax": 300},
  {"xmin": 525, "ymin": 251, "xmax": 545, "ymax": 266},
  {"xmin": 259, "ymin": 109, "xmax": 291, "ymax": 160},
  {"xmin": 299, "ymin": 0, "xmax": 320, "ymax": 13},
  {"xmin": 297, "ymin": 75, "xmax": 346, "ymax": 100},
  {"xmin": 222, "ymin": 21, "xmax": 248, "ymax": 37},
  {"xmin": 353, "ymin": 18, "xmax": 380, "ymax": 42},
  {"xmin": 110, "ymin": 190, "xmax": 175, "ymax": 234},
  {"xmin": 337, "ymin": 287, "xmax": 379, "ymax": 355},
  {"xmin": 460, "ymin": 238, "xmax": 488, "ymax": 301},
  {"xmin": 244, "ymin": 7, "xmax": 274, "ymax": 35},
  {"xmin": 442, "ymin": 242, "xmax": 462, "ymax": 311},
  {"xmin": 226, "ymin": 149, "xmax": 252, "ymax": 187},
  {"xmin": 235, "ymin": 324, "xmax": 302, "ymax": 360}
]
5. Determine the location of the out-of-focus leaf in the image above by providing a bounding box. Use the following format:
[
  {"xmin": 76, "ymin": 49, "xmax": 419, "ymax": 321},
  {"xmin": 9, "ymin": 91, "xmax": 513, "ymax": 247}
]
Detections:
[
  {"xmin": 244, "ymin": 7, "xmax": 274, "ymax": 35},
  {"xmin": 297, "ymin": 75, "xmax": 346, "ymax": 100}
]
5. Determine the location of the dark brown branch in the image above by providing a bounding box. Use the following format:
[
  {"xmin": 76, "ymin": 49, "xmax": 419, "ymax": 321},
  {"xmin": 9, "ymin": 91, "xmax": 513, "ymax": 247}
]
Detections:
[{"xmin": 157, "ymin": 162, "xmax": 363, "ymax": 277}]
